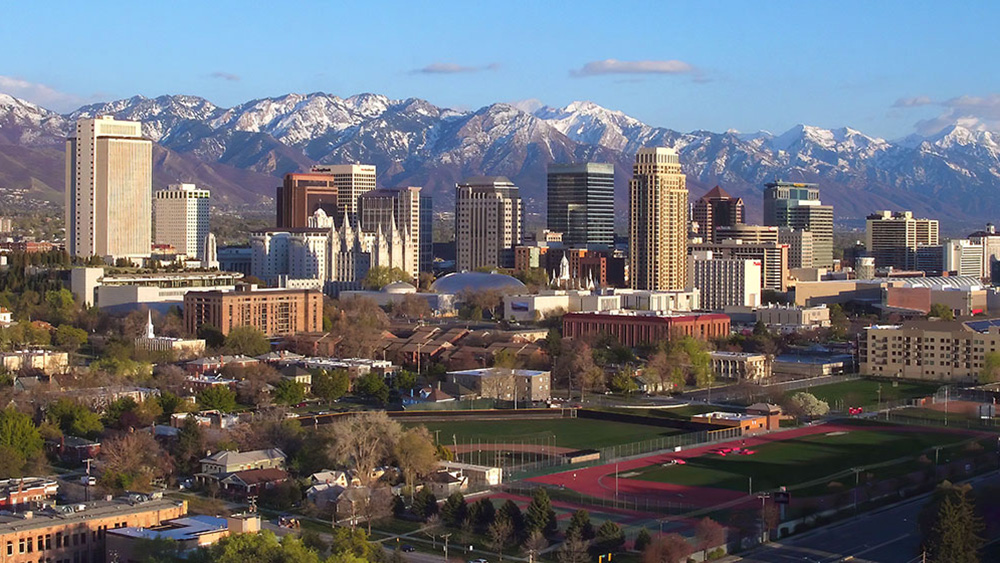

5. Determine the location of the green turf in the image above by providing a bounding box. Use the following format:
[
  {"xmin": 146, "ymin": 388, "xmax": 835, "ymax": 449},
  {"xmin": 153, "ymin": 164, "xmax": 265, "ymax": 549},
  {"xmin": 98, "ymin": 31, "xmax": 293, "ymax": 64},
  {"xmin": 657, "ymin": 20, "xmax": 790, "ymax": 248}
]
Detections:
[
  {"xmin": 788, "ymin": 379, "xmax": 940, "ymax": 410},
  {"xmin": 411, "ymin": 418, "xmax": 685, "ymax": 450},
  {"xmin": 629, "ymin": 426, "xmax": 971, "ymax": 492}
]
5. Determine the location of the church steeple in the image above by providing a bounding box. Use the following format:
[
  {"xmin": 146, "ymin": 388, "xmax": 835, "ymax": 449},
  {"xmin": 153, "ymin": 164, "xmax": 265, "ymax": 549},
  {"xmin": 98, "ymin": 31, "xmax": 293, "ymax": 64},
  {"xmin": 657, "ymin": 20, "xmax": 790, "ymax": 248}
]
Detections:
[{"xmin": 145, "ymin": 310, "xmax": 155, "ymax": 339}]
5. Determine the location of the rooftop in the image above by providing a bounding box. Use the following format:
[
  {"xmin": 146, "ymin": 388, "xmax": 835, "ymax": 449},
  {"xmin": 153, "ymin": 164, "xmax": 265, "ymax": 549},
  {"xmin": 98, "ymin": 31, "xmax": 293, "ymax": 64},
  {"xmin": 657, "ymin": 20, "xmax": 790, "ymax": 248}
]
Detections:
[
  {"xmin": 106, "ymin": 515, "xmax": 226, "ymax": 541},
  {"xmin": 0, "ymin": 497, "xmax": 184, "ymax": 534},
  {"xmin": 694, "ymin": 411, "xmax": 762, "ymax": 422},
  {"xmin": 448, "ymin": 367, "xmax": 549, "ymax": 377}
]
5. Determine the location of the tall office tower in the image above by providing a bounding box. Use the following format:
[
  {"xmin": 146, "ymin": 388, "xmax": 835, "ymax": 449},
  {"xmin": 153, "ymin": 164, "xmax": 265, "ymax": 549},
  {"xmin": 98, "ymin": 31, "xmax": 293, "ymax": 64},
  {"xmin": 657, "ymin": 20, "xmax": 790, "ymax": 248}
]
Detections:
[
  {"xmin": 309, "ymin": 164, "xmax": 377, "ymax": 219},
  {"xmin": 692, "ymin": 186, "xmax": 745, "ymax": 243},
  {"xmin": 763, "ymin": 181, "xmax": 834, "ymax": 268},
  {"xmin": 865, "ymin": 210, "xmax": 940, "ymax": 271},
  {"xmin": 275, "ymin": 171, "xmax": 339, "ymax": 228},
  {"xmin": 358, "ymin": 187, "xmax": 422, "ymax": 279},
  {"xmin": 65, "ymin": 116, "xmax": 152, "ymax": 261},
  {"xmin": 154, "ymin": 183, "xmax": 210, "ymax": 259},
  {"xmin": 455, "ymin": 176, "xmax": 523, "ymax": 271},
  {"xmin": 629, "ymin": 147, "xmax": 689, "ymax": 290},
  {"xmin": 546, "ymin": 162, "xmax": 615, "ymax": 248},
  {"xmin": 419, "ymin": 194, "xmax": 433, "ymax": 274},
  {"xmin": 778, "ymin": 228, "xmax": 814, "ymax": 269},
  {"xmin": 203, "ymin": 232, "xmax": 219, "ymax": 269}
]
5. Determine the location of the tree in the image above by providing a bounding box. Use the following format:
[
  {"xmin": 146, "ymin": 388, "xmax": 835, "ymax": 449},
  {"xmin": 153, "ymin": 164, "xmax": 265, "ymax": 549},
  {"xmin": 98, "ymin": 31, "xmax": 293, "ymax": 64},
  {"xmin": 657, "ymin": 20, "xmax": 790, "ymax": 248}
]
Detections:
[
  {"xmin": 47, "ymin": 399, "xmax": 103, "ymax": 438},
  {"xmin": 471, "ymin": 497, "xmax": 496, "ymax": 533},
  {"xmin": 634, "ymin": 529, "xmax": 652, "ymax": 552},
  {"xmin": 328, "ymin": 526, "xmax": 374, "ymax": 560},
  {"xmin": 523, "ymin": 529, "xmax": 548, "ymax": 557},
  {"xmin": 929, "ymin": 303, "xmax": 955, "ymax": 321},
  {"xmin": 326, "ymin": 411, "xmax": 402, "ymax": 488},
  {"xmin": 643, "ymin": 534, "xmax": 693, "ymax": 563},
  {"xmin": 190, "ymin": 530, "xmax": 325, "ymax": 563},
  {"xmin": 557, "ymin": 531, "xmax": 590, "ymax": 563},
  {"xmin": 923, "ymin": 487, "xmax": 983, "ymax": 562},
  {"xmin": 441, "ymin": 492, "xmax": 468, "ymax": 528},
  {"xmin": 609, "ymin": 368, "xmax": 639, "ymax": 395},
  {"xmin": 392, "ymin": 294, "xmax": 431, "ymax": 321},
  {"xmin": 274, "ymin": 379, "xmax": 306, "ymax": 405},
  {"xmin": 362, "ymin": 266, "xmax": 412, "ymax": 290},
  {"xmin": 981, "ymin": 352, "xmax": 1000, "ymax": 384},
  {"xmin": 565, "ymin": 510, "xmax": 595, "ymax": 541},
  {"xmin": 224, "ymin": 325, "xmax": 270, "ymax": 356},
  {"xmin": 489, "ymin": 517, "xmax": 514, "ymax": 561},
  {"xmin": 355, "ymin": 372, "xmax": 390, "ymax": 405},
  {"xmin": 525, "ymin": 487, "xmax": 557, "ymax": 536},
  {"xmin": 412, "ymin": 488, "xmax": 438, "ymax": 521},
  {"xmin": 395, "ymin": 426, "xmax": 438, "ymax": 496},
  {"xmin": 786, "ymin": 392, "xmax": 830, "ymax": 418},
  {"xmin": 313, "ymin": 369, "xmax": 350, "ymax": 402},
  {"xmin": 197, "ymin": 385, "xmax": 238, "ymax": 412},
  {"xmin": 0, "ymin": 407, "xmax": 42, "ymax": 478},
  {"xmin": 53, "ymin": 324, "xmax": 88, "ymax": 353},
  {"xmin": 197, "ymin": 324, "xmax": 226, "ymax": 348},
  {"xmin": 499, "ymin": 499, "xmax": 527, "ymax": 541},
  {"xmin": 593, "ymin": 521, "xmax": 625, "ymax": 554},
  {"xmin": 172, "ymin": 416, "xmax": 206, "ymax": 475},
  {"xmin": 828, "ymin": 304, "xmax": 849, "ymax": 339},
  {"xmin": 99, "ymin": 432, "xmax": 173, "ymax": 492},
  {"xmin": 694, "ymin": 518, "xmax": 726, "ymax": 551}
]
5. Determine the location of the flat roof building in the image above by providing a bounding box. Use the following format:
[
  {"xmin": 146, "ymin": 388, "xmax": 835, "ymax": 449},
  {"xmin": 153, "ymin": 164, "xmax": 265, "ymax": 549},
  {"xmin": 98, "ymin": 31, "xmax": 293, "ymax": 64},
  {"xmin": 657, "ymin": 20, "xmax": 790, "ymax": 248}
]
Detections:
[
  {"xmin": 547, "ymin": 162, "xmax": 615, "ymax": 249},
  {"xmin": 563, "ymin": 310, "xmax": 730, "ymax": 348},
  {"xmin": 183, "ymin": 285, "xmax": 323, "ymax": 336}
]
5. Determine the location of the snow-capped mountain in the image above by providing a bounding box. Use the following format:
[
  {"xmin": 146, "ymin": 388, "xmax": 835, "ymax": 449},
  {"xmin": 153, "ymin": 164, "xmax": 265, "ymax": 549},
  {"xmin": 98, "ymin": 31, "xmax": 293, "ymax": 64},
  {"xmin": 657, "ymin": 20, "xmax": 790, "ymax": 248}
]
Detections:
[{"xmin": 1, "ymin": 91, "xmax": 999, "ymax": 226}]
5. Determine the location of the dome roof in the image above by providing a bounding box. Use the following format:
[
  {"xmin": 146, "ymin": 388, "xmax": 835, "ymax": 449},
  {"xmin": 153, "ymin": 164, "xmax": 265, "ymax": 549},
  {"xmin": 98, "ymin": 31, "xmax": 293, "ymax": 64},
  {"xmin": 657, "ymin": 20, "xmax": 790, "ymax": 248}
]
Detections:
[
  {"xmin": 430, "ymin": 271, "xmax": 526, "ymax": 294},
  {"xmin": 382, "ymin": 281, "xmax": 417, "ymax": 294}
]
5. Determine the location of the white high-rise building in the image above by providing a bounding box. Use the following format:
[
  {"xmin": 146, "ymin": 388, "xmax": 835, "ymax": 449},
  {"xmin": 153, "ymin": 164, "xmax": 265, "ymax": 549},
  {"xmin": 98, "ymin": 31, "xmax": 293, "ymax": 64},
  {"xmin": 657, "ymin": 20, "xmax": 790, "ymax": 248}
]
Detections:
[
  {"xmin": 629, "ymin": 147, "xmax": 689, "ymax": 291},
  {"xmin": 689, "ymin": 251, "xmax": 762, "ymax": 311},
  {"xmin": 455, "ymin": 177, "xmax": 523, "ymax": 271},
  {"xmin": 308, "ymin": 164, "xmax": 377, "ymax": 218},
  {"xmin": 65, "ymin": 116, "xmax": 152, "ymax": 261},
  {"xmin": 944, "ymin": 239, "xmax": 985, "ymax": 278},
  {"xmin": 154, "ymin": 184, "xmax": 210, "ymax": 260}
]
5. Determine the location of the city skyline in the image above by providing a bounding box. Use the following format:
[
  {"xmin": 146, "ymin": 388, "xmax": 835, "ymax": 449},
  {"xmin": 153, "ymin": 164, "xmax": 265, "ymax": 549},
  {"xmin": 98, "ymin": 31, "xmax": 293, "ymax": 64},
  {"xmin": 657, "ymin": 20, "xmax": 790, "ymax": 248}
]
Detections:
[{"xmin": 2, "ymin": 2, "xmax": 1000, "ymax": 140}]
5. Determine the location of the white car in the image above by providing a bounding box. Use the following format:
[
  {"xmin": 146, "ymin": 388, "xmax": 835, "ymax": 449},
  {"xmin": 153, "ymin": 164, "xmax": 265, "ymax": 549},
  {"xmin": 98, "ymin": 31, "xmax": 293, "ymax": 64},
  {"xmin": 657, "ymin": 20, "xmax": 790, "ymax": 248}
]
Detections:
[{"xmin": 81, "ymin": 476, "xmax": 96, "ymax": 486}]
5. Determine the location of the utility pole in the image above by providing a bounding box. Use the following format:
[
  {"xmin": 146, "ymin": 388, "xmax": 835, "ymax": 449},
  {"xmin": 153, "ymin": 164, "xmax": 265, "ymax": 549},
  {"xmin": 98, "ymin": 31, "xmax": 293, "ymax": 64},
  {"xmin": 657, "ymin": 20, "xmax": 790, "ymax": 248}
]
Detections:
[
  {"xmin": 757, "ymin": 493, "xmax": 771, "ymax": 543},
  {"xmin": 83, "ymin": 458, "xmax": 93, "ymax": 502},
  {"xmin": 442, "ymin": 532, "xmax": 452, "ymax": 562}
]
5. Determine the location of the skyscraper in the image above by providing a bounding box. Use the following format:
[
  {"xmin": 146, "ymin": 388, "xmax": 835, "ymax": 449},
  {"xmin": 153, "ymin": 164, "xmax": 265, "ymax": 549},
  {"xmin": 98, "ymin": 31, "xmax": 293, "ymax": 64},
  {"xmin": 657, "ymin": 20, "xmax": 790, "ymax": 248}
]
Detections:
[
  {"xmin": 865, "ymin": 210, "xmax": 940, "ymax": 271},
  {"xmin": 358, "ymin": 187, "xmax": 422, "ymax": 279},
  {"xmin": 629, "ymin": 147, "xmax": 688, "ymax": 291},
  {"xmin": 154, "ymin": 183, "xmax": 210, "ymax": 260},
  {"xmin": 419, "ymin": 194, "xmax": 433, "ymax": 274},
  {"xmin": 455, "ymin": 177, "xmax": 523, "ymax": 271},
  {"xmin": 309, "ymin": 164, "xmax": 377, "ymax": 219},
  {"xmin": 546, "ymin": 162, "xmax": 615, "ymax": 248},
  {"xmin": 275, "ymin": 171, "xmax": 339, "ymax": 228},
  {"xmin": 65, "ymin": 116, "xmax": 152, "ymax": 261},
  {"xmin": 692, "ymin": 186, "xmax": 745, "ymax": 243},
  {"xmin": 763, "ymin": 181, "xmax": 834, "ymax": 268}
]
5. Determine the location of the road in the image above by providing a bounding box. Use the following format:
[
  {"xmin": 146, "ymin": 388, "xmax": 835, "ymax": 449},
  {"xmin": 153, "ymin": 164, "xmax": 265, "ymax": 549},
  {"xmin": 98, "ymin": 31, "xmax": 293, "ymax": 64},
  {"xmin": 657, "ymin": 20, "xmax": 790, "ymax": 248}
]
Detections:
[{"xmin": 738, "ymin": 470, "xmax": 1000, "ymax": 563}]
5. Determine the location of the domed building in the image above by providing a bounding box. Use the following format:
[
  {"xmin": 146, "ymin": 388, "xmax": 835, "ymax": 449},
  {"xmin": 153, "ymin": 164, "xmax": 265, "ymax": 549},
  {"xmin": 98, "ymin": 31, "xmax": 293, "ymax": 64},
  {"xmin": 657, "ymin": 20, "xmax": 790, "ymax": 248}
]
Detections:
[
  {"xmin": 430, "ymin": 271, "xmax": 526, "ymax": 294},
  {"xmin": 381, "ymin": 281, "xmax": 417, "ymax": 295}
]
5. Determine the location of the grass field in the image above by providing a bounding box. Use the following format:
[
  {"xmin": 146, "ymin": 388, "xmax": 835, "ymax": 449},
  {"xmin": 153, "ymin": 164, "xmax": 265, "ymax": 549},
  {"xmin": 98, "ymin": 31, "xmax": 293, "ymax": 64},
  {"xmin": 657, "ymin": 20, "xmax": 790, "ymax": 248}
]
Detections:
[
  {"xmin": 789, "ymin": 379, "xmax": 940, "ymax": 410},
  {"xmin": 629, "ymin": 423, "xmax": 972, "ymax": 493},
  {"xmin": 411, "ymin": 418, "xmax": 686, "ymax": 450}
]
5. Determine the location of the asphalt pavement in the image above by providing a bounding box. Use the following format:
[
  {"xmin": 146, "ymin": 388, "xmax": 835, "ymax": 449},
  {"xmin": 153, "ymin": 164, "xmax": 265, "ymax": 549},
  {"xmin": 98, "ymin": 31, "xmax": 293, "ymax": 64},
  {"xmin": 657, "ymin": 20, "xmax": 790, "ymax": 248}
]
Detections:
[{"xmin": 737, "ymin": 470, "xmax": 1000, "ymax": 563}]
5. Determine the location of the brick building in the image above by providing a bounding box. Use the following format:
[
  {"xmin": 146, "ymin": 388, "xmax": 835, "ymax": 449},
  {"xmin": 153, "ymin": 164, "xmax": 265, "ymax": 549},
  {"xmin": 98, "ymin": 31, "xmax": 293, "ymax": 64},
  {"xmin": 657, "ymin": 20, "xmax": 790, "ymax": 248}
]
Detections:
[
  {"xmin": 183, "ymin": 285, "xmax": 323, "ymax": 336},
  {"xmin": 0, "ymin": 497, "xmax": 186, "ymax": 563},
  {"xmin": 562, "ymin": 311, "xmax": 730, "ymax": 348}
]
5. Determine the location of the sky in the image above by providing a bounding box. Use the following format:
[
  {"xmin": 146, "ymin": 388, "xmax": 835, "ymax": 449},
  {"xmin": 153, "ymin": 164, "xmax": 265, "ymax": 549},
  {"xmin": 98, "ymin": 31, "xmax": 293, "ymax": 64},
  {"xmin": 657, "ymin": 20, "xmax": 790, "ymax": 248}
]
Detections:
[{"xmin": 3, "ymin": 1, "xmax": 1000, "ymax": 140}]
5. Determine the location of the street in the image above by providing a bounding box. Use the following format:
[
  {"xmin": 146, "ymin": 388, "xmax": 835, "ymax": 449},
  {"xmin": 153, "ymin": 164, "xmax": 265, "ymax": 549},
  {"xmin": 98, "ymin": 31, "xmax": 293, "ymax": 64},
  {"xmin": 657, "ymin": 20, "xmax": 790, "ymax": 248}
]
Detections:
[{"xmin": 739, "ymin": 470, "xmax": 1000, "ymax": 563}]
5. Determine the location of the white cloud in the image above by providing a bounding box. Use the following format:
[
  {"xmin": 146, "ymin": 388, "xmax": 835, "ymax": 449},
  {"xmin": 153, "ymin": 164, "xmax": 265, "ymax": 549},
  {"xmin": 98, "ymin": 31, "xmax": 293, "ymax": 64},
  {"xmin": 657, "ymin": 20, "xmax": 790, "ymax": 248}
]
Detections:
[
  {"xmin": 897, "ymin": 94, "xmax": 1000, "ymax": 136},
  {"xmin": 892, "ymin": 96, "xmax": 932, "ymax": 108},
  {"xmin": 210, "ymin": 71, "xmax": 241, "ymax": 82},
  {"xmin": 0, "ymin": 75, "xmax": 86, "ymax": 112},
  {"xmin": 413, "ymin": 62, "xmax": 500, "ymax": 74},
  {"xmin": 571, "ymin": 59, "xmax": 696, "ymax": 77}
]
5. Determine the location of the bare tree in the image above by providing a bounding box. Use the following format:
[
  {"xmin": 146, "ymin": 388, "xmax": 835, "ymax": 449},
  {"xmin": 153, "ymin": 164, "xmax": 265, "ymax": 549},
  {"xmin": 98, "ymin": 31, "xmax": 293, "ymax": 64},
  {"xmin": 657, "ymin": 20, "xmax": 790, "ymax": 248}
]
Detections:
[
  {"xmin": 643, "ymin": 534, "xmax": 693, "ymax": 563},
  {"xmin": 327, "ymin": 411, "xmax": 402, "ymax": 488},
  {"xmin": 489, "ymin": 517, "xmax": 514, "ymax": 561},
  {"xmin": 395, "ymin": 426, "xmax": 438, "ymax": 497}
]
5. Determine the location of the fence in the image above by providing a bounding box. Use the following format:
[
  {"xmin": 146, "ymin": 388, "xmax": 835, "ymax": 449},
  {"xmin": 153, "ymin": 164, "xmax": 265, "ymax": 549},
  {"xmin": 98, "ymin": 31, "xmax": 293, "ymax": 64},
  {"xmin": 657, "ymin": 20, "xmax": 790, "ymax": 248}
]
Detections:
[
  {"xmin": 502, "ymin": 481, "xmax": 699, "ymax": 515},
  {"xmin": 885, "ymin": 411, "xmax": 1000, "ymax": 430}
]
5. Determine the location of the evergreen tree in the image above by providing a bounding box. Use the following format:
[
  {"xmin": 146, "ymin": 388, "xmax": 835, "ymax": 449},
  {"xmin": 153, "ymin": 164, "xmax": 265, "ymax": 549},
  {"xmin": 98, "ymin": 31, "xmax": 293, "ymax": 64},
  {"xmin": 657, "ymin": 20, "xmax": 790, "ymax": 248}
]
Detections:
[
  {"xmin": 441, "ymin": 492, "xmax": 468, "ymax": 528},
  {"xmin": 634, "ymin": 528, "xmax": 652, "ymax": 552},
  {"xmin": 411, "ymin": 488, "xmax": 438, "ymax": 521},
  {"xmin": 925, "ymin": 488, "xmax": 983, "ymax": 563},
  {"xmin": 525, "ymin": 488, "xmax": 557, "ymax": 536},
  {"xmin": 565, "ymin": 510, "xmax": 595, "ymax": 541},
  {"xmin": 473, "ymin": 498, "xmax": 496, "ymax": 533},
  {"xmin": 499, "ymin": 499, "xmax": 527, "ymax": 541},
  {"xmin": 592, "ymin": 521, "xmax": 625, "ymax": 554}
]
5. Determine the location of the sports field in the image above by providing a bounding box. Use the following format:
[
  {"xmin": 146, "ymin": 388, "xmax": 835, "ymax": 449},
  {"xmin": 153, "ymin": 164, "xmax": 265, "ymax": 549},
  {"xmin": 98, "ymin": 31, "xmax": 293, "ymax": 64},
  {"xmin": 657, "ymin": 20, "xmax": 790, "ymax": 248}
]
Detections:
[
  {"xmin": 789, "ymin": 379, "xmax": 940, "ymax": 410},
  {"xmin": 628, "ymin": 423, "xmax": 970, "ymax": 492},
  {"xmin": 412, "ymin": 418, "xmax": 686, "ymax": 450}
]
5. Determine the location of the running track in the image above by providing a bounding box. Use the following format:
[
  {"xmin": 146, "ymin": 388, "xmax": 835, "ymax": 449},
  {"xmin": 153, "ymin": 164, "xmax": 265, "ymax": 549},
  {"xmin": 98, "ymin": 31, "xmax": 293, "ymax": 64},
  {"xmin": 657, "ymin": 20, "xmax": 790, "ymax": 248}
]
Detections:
[{"xmin": 527, "ymin": 421, "xmax": 984, "ymax": 509}]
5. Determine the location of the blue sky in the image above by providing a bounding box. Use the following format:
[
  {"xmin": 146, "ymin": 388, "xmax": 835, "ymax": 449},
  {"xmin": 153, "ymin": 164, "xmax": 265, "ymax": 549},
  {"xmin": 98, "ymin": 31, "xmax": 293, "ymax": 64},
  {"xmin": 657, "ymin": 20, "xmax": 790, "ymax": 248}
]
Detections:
[{"xmin": 3, "ymin": 0, "xmax": 999, "ymax": 139}]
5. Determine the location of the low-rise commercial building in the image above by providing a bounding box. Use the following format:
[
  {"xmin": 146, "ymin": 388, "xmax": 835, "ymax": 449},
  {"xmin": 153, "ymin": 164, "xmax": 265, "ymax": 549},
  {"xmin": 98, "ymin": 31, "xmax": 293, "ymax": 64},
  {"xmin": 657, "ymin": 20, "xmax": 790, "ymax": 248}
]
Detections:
[
  {"xmin": 563, "ymin": 311, "xmax": 730, "ymax": 348},
  {"xmin": 0, "ymin": 497, "xmax": 187, "ymax": 563},
  {"xmin": 690, "ymin": 411, "xmax": 769, "ymax": 435},
  {"xmin": 446, "ymin": 367, "xmax": 551, "ymax": 402},
  {"xmin": 689, "ymin": 251, "xmax": 762, "ymax": 311},
  {"xmin": 710, "ymin": 351, "xmax": 772, "ymax": 381},
  {"xmin": 69, "ymin": 268, "xmax": 244, "ymax": 313},
  {"xmin": 860, "ymin": 318, "xmax": 1000, "ymax": 382},
  {"xmin": 183, "ymin": 285, "xmax": 323, "ymax": 337},
  {"xmin": 0, "ymin": 350, "xmax": 69, "ymax": 375}
]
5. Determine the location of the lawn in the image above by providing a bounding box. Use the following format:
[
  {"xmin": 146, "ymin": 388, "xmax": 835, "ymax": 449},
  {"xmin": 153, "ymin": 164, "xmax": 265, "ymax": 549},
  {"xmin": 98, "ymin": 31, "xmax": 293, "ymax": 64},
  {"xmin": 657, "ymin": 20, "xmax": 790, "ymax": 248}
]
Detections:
[
  {"xmin": 788, "ymin": 379, "xmax": 940, "ymax": 410},
  {"xmin": 410, "ymin": 418, "xmax": 686, "ymax": 451},
  {"xmin": 629, "ymin": 424, "xmax": 971, "ymax": 492}
]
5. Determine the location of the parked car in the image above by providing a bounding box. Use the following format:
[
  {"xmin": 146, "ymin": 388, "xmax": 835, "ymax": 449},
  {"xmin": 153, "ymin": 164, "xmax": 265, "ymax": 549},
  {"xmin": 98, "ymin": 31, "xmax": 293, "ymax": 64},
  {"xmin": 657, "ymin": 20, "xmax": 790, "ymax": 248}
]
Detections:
[
  {"xmin": 81, "ymin": 476, "xmax": 96, "ymax": 486},
  {"xmin": 402, "ymin": 545, "xmax": 416, "ymax": 552}
]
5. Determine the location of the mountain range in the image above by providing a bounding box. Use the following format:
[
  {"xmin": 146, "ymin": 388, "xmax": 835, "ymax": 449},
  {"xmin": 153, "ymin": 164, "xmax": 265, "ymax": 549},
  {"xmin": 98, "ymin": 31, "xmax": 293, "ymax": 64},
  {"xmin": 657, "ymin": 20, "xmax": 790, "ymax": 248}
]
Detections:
[{"xmin": 1, "ymin": 91, "xmax": 999, "ymax": 229}]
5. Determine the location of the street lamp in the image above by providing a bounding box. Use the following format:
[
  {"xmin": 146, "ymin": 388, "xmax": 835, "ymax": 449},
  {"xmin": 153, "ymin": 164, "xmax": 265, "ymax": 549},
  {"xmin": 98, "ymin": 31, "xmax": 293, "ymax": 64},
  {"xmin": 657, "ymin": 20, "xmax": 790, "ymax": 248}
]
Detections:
[{"xmin": 757, "ymin": 493, "xmax": 771, "ymax": 543}]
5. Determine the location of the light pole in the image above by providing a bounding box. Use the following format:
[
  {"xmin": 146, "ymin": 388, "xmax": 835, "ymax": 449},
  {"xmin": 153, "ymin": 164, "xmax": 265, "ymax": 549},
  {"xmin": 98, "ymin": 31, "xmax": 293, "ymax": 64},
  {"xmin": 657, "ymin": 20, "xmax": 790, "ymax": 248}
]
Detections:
[
  {"xmin": 853, "ymin": 468, "xmax": 861, "ymax": 513},
  {"xmin": 757, "ymin": 493, "xmax": 771, "ymax": 543},
  {"xmin": 442, "ymin": 532, "xmax": 452, "ymax": 562}
]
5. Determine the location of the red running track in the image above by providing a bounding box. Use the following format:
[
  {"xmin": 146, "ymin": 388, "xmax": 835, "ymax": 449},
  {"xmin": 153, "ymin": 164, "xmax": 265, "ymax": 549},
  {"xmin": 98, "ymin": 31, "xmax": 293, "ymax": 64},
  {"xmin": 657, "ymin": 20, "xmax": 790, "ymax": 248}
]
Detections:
[{"xmin": 527, "ymin": 422, "xmax": 883, "ymax": 508}]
